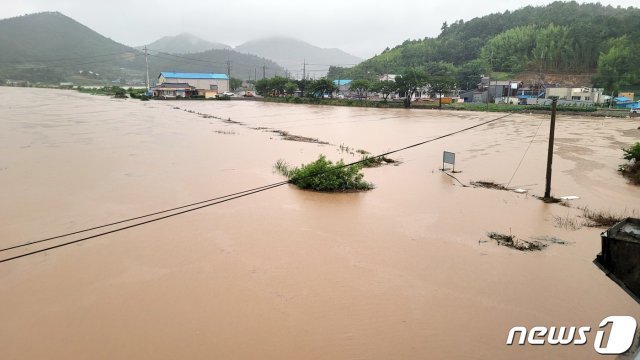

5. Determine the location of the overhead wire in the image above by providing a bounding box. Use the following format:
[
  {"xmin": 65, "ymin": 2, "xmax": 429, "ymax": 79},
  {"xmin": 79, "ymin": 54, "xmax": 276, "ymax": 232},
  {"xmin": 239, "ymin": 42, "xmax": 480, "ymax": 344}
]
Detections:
[
  {"xmin": 0, "ymin": 181, "xmax": 289, "ymax": 253},
  {"xmin": 0, "ymin": 112, "xmax": 513, "ymax": 264},
  {"xmin": 506, "ymin": 117, "xmax": 546, "ymax": 188}
]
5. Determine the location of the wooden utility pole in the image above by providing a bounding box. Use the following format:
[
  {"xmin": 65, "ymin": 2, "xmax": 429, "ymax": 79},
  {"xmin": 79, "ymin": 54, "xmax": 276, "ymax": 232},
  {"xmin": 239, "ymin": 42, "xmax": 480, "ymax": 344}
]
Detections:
[
  {"xmin": 485, "ymin": 77, "xmax": 490, "ymax": 111},
  {"xmin": 226, "ymin": 60, "xmax": 231, "ymax": 91},
  {"xmin": 302, "ymin": 59, "xmax": 306, "ymax": 80},
  {"xmin": 544, "ymin": 97, "xmax": 558, "ymax": 199},
  {"xmin": 144, "ymin": 46, "xmax": 150, "ymax": 92},
  {"xmin": 301, "ymin": 59, "xmax": 306, "ymax": 97}
]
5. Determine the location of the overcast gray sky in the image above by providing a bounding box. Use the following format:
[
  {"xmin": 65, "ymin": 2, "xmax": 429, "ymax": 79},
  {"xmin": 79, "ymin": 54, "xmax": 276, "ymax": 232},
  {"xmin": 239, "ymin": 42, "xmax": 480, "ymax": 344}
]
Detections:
[{"xmin": 1, "ymin": 0, "xmax": 638, "ymax": 58}]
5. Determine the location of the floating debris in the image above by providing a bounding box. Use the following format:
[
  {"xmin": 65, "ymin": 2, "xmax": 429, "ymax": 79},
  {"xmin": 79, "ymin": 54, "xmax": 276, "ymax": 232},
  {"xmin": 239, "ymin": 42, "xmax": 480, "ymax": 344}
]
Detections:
[
  {"xmin": 269, "ymin": 129, "xmax": 330, "ymax": 144},
  {"xmin": 531, "ymin": 235, "xmax": 569, "ymax": 245},
  {"xmin": 471, "ymin": 181, "xmax": 509, "ymax": 191},
  {"xmin": 487, "ymin": 232, "xmax": 547, "ymax": 251},
  {"xmin": 213, "ymin": 130, "xmax": 236, "ymax": 135},
  {"xmin": 560, "ymin": 195, "xmax": 580, "ymax": 200}
]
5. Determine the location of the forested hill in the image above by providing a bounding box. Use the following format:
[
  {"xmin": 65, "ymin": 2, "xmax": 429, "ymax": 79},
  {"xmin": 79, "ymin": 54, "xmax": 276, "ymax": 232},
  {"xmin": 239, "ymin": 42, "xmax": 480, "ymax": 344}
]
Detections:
[
  {"xmin": 330, "ymin": 1, "xmax": 640, "ymax": 91},
  {"xmin": 0, "ymin": 12, "xmax": 284, "ymax": 85}
]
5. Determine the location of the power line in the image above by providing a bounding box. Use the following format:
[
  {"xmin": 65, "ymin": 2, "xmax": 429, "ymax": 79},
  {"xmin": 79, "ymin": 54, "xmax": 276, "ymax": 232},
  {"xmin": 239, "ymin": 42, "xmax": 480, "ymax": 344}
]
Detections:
[
  {"xmin": 0, "ymin": 182, "xmax": 288, "ymax": 253},
  {"xmin": 0, "ymin": 113, "xmax": 512, "ymax": 264},
  {"xmin": 506, "ymin": 118, "xmax": 545, "ymax": 188},
  {"xmin": 0, "ymin": 182, "xmax": 289, "ymax": 264}
]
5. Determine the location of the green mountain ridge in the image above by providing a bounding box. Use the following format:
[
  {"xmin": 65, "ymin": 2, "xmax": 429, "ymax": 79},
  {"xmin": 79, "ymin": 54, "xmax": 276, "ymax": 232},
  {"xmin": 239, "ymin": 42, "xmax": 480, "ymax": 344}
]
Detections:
[
  {"xmin": 0, "ymin": 12, "xmax": 284, "ymax": 84},
  {"xmin": 235, "ymin": 36, "xmax": 362, "ymax": 76},
  {"xmin": 138, "ymin": 33, "xmax": 232, "ymax": 53},
  {"xmin": 330, "ymin": 1, "xmax": 640, "ymax": 92}
]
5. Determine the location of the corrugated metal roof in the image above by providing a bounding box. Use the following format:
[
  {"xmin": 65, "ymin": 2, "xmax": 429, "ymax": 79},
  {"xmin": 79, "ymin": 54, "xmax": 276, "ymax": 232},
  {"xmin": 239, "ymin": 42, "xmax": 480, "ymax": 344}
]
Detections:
[{"xmin": 160, "ymin": 72, "xmax": 229, "ymax": 80}]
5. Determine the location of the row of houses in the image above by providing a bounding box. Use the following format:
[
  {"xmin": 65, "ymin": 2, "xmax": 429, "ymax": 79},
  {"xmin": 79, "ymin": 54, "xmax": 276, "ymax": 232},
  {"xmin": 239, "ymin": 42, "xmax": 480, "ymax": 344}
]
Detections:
[
  {"xmin": 457, "ymin": 77, "xmax": 620, "ymax": 107},
  {"xmin": 333, "ymin": 75, "xmax": 609, "ymax": 105},
  {"xmin": 148, "ymin": 71, "xmax": 638, "ymax": 109}
]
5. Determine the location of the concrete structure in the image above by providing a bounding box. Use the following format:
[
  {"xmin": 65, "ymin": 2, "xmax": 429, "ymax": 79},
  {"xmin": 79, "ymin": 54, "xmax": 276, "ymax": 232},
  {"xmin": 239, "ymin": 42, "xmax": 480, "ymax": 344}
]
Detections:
[
  {"xmin": 480, "ymin": 77, "xmax": 522, "ymax": 103},
  {"xmin": 596, "ymin": 218, "xmax": 640, "ymax": 302},
  {"xmin": 545, "ymin": 87, "xmax": 605, "ymax": 104},
  {"xmin": 157, "ymin": 72, "xmax": 229, "ymax": 97}
]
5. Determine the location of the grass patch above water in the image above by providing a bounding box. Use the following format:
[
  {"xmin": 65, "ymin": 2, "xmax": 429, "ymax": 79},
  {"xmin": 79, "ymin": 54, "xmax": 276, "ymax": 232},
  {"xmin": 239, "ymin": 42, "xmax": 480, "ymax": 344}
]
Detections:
[
  {"xmin": 579, "ymin": 207, "xmax": 634, "ymax": 228},
  {"xmin": 360, "ymin": 154, "xmax": 398, "ymax": 167},
  {"xmin": 274, "ymin": 155, "xmax": 373, "ymax": 192}
]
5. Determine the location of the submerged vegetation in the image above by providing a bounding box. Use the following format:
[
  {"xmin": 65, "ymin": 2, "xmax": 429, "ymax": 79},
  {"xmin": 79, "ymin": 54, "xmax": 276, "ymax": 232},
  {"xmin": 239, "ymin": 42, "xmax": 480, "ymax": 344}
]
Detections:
[
  {"xmin": 620, "ymin": 142, "xmax": 640, "ymax": 185},
  {"xmin": 360, "ymin": 154, "xmax": 398, "ymax": 167},
  {"xmin": 551, "ymin": 206, "xmax": 633, "ymax": 230},
  {"xmin": 470, "ymin": 180, "xmax": 510, "ymax": 191},
  {"xmin": 579, "ymin": 206, "xmax": 634, "ymax": 228},
  {"xmin": 274, "ymin": 155, "xmax": 373, "ymax": 192},
  {"xmin": 77, "ymin": 85, "xmax": 126, "ymax": 96}
]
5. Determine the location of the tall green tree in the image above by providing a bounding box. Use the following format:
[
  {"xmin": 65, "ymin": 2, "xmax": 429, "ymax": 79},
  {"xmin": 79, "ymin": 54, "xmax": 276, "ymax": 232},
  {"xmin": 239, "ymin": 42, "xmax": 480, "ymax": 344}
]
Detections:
[
  {"xmin": 307, "ymin": 78, "xmax": 336, "ymax": 98},
  {"xmin": 480, "ymin": 25, "xmax": 537, "ymax": 72},
  {"xmin": 229, "ymin": 77, "xmax": 242, "ymax": 91},
  {"xmin": 370, "ymin": 80, "xmax": 397, "ymax": 100},
  {"xmin": 254, "ymin": 76, "xmax": 299, "ymax": 96},
  {"xmin": 426, "ymin": 62, "xmax": 457, "ymax": 108},
  {"xmin": 254, "ymin": 78, "xmax": 269, "ymax": 96},
  {"xmin": 456, "ymin": 59, "xmax": 490, "ymax": 90},
  {"xmin": 349, "ymin": 79, "xmax": 371, "ymax": 99},
  {"xmin": 395, "ymin": 68, "xmax": 427, "ymax": 108},
  {"xmin": 594, "ymin": 36, "xmax": 640, "ymax": 93}
]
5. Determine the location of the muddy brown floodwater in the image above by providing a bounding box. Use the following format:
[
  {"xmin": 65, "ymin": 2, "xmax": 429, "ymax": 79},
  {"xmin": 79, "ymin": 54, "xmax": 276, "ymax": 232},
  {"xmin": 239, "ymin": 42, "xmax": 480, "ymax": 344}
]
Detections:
[{"xmin": 1, "ymin": 87, "xmax": 639, "ymax": 359}]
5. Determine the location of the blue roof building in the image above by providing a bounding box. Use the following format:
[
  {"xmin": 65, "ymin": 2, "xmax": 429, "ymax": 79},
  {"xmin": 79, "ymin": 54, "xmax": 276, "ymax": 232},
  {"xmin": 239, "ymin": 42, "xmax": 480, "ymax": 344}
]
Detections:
[
  {"xmin": 160, "ymin": 72, "xmax": 229, "ymax": 80},
  {"xmin": 333, "ymin": 79, "xmax": 353, "ymax": 94},
  {"xmin": 333, "ymin": 79, "xmax": 352, "ymax": 87}
]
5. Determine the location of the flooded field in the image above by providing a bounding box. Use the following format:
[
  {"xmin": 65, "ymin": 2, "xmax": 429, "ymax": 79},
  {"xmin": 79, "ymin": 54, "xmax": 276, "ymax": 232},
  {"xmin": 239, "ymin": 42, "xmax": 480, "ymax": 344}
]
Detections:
[{"xmin": 1, "ymin": 87, "xmax": 639, "ymax": 359}]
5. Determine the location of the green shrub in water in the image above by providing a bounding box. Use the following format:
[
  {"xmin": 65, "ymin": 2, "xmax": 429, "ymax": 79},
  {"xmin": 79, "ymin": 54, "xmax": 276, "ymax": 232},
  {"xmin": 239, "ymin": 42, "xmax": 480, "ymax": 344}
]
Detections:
[{"xmin": 275, "ymin": 155, "xmax": 373, "ymax": 191}]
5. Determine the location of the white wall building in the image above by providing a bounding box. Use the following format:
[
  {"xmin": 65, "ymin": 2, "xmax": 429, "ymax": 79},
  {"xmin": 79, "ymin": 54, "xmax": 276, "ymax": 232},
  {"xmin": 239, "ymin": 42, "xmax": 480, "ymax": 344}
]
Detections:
[
  {"xmin": 157, "ymin": 72, "xmax": 229, "ymax": 96},
  {"xmin": 545, "ymin": 87, "xmax": 605, "ymax": 104}
]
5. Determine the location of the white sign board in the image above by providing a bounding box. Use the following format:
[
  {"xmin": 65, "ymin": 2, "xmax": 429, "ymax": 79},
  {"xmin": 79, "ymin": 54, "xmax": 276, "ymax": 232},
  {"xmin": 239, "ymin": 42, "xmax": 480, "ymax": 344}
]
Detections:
[{"xmin": 443, "ymin": 151, "xmax": 455, "ymax": 171}]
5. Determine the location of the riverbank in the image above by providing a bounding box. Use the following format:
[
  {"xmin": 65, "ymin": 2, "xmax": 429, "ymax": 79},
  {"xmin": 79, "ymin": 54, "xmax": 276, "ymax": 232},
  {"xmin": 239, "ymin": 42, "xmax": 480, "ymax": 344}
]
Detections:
[{"xmin": 257, "ymin": 96, "xmax": 632, "ymax": 118}]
